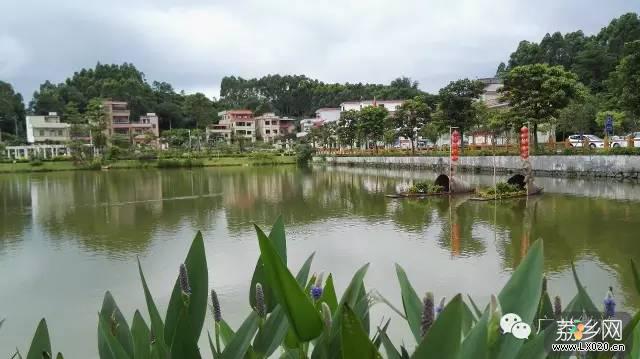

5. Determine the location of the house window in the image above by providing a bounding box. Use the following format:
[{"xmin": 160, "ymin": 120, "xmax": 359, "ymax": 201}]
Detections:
[
  {"xmin": 57, "ymin": 130, "xmax": 63, "ymax": 136},
  {"xmin": 266, "ymin": 130, "xmax": 270, "ymax": 134},
  {"xmin": 265, "ymin": 121, "xmax": 270, "ymax": 125},
  {"xmin": 247, "ymin": 131, "xmax": 252, "ymax": 135},
  {"xmin": 39, "ymin": 130, "xmax": 45, "ymax": 136},
  {"xmin": 273, "ymin": 130, "xmax": 278, "ymax": 134}
]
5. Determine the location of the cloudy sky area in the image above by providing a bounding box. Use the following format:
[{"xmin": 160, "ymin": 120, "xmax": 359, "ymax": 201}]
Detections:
[{"xmin": 1, "ymin": 0, "xmax": 639, "ymax": 100}]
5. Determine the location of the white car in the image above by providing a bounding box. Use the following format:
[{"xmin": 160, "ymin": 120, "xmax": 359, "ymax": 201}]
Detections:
[
  {"xmin": 612, "ymin": 132, "xmax": 640, "ymax": 148},
  {"xmin": 567, "ymin": 134, "xmax": 622, "ymax": 148}
]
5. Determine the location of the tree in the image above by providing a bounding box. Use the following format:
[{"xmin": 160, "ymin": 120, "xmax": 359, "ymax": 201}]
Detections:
[
  {"xmin": 85, "ymin": 98, "xmax": 108, "ymax": 152},
  {"xmin": 557, "ymin": 99, "xmax": 598, "ymax": 138},
  {"xmin": 183, "ymin": 93, "xmax": 217, "ymax": 129},
  {"xmin": 438, "ymin": 79, "xmax": 485, "ymax": 147},
  {"xmin": 337, "ymin": 110, "xmax": 359, "ymax": 148},
  {"xmin": 607, "ymin": 41, "xmax": 640, "ymax": 122},
  {"xmin": 420, "ymin": 122, "xmax": 444, "ymax": 148},
  {"xmin": 358, "ymin": 105, "xmax": 388, "ymax": 152},
  {"xmin": 0, "ymin": 81, "xmax": 26, "ymax": 139},
  {"xmin": 595, "ymin": 110, "xmax": 628, "ymax": 135},
  {"xmin": 393, "ymin": 96, "xmax": 431, "ymax": 154},
  {"xmin": 500, "ymin": 64, "xmax": 586, "ymax": 146},
  {"xmin": 62, "ymin": 102, "xmax": 83, "ymax": 124}
]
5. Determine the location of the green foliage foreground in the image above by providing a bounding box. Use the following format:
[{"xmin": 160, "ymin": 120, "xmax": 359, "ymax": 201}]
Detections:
[{"xmin": 11, "ymin": 218, "xmax": 640, "ymax": 358}]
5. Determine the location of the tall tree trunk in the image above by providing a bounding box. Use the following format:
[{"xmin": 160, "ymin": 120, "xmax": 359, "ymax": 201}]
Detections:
[
  {"xmin": 533, "ymin": 123, "xmax": 539, "ymax": 151},
  {"xmin": 411, "ymin": 137, "xmax": 415, "ymax": 155}
]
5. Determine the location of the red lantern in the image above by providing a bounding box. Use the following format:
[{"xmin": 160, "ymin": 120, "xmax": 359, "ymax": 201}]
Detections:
[
  {"xmin": 451, "ymin": 130, "xmax": 460, "ymax": 162},
  {"xmin": 520, "ymin": 126, "xmax": 529, "ymax": 160}
]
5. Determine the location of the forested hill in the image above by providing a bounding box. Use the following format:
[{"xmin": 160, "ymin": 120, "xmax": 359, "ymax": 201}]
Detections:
[
  {"xmin": 219, "ymin": 75, "xmax": 427, "ymax": 118},
  {"xmin": 25, "ymin": 64, "xmax": 426, "ymax": 132},
  {"xmin": 497, "ymin": 12, "xmax": 640, "ymax": 93}
]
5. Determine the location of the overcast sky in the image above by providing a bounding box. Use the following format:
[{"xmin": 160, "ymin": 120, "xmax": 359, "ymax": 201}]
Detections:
[{"xmin": 1, "ymin": 0, "xmax": 639, "ymax": 100}]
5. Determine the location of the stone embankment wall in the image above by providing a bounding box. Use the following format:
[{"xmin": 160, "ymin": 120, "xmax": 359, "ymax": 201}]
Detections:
[{"xmin": 315, "ymin": 156, "xmax": 640, "ymax": 179}]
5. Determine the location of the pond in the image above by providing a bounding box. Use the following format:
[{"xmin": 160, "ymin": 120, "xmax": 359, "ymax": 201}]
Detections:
[{"xmin": 1, "ymin": 165, "xmax": 639, "ymax": 357}]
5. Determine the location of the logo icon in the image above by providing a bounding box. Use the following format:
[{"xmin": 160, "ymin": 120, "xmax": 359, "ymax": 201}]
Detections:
[{"xmin": 500, "ymin": 313, "xmax": 531, "ymax": 340}]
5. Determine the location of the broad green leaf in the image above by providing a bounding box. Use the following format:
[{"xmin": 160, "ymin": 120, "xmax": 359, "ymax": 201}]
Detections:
[
  {"xmin": 252, "ymin": 306, "xmax": 288, "ymax": 357},
  {"xmin": 250, "ymin": 216, "xmax": 287, "ymax": 313},
  {"xmin": 354, "ymin": 283, "xmax": 371, "ymax": 334},
  {"xmin": 98, "ymin": 291, "xmax": 134, "ymax": 359},
  {"xmin": 98, "ymin": 314, "xmax": 131, "ymax": 359},
  {"xmin": 569, "ymin": 262, "xmax": 599, "ymax": 315},
  {"xmin": 631, "ymin": 259, "xmax": 640, "ymax": 297},
  {"xmin": 339, "ymin": 264, "xmax": 370, "ymax": 309},
  {"xmin": 340, "ymin": 305, "xmax": 380, "ymax": 359},
  {"xmin": 169, "ymin": 304, "xmax": 202, "ymax": 358},
  {"xmin": 219, "ymin": 320, "xmax": 236, "ymax": 346},
  {"xmin": 56, "ymin": 354, "xmax": 63, "ymax": 359},
  {"xmin": 379, "ymin": 329, "xmax": 401, "ymax": 359},
  {"xmin": 516, "ymin": 322, "xmax": 557, "ymax": 359},
  {"xmin": 295, "ymin": 252, "xmax": 315, "ymax": 288},
  {"xmin": 137, "ymin": 258, "xmax": 169, "ymax": 356},
  {"xmin": 221, "ymin": 311, "xmax": 260, "ymax": 359},
  {"xmin": 534, "ymin": 291, "xmax": 554, "ymax": 330},
  {"xmin": 208, "ymin": 331, "xmax": 219, "ymax": 359},
  {"xmin": 372, "ymin": 319, "xmax": 391, "ymax": 349},
  {"xmin": 395, "ymin": 264, "xmax": 423, "ymax": 342},
  {"xmin": 466, "ymin": 295, "xmax": 482, "ymax": 319},
  {"xmin": 459, "ymin": 315, "xmax": 489, "ymax": 359},
  {"xmin": 318, "ymin": 274, "xmax": 338, "ymax": 314},
  {"xmin": 131, "ymin": 310, "xmax": 151, "ymax": 359},
  {"xmin": 26, "ymin": 319, "xmax": 51, "ymax": 359},
  {"xmin": 632, "ymin": 321, "xmax": 640, "ymax": 359},
  {"xmin": 0, "ymin": 318, "xmax": 4, "ymax": 331},
  {"xmin": 255, "ymin": 224, "xmax": 323, "ymax": 341},
  {"xmin": 164, "ymin": 232, "xmax": 208, "ymax": 351},
  {"xmin": 411, "ymin": 294, "xmax": 464, "ymax": 359},
  {"xmin": 494, "ymin": 239, "xmax": 544, "ymax": 359},
  {"xmin": 254, "ymin": 255, "xmax": 316, "ymax": 357}
]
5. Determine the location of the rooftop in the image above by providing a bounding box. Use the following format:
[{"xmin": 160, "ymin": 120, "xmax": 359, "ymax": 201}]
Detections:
[{"xmin": 340, "ymin": 99, "xmax": 405, "ymax": 104}]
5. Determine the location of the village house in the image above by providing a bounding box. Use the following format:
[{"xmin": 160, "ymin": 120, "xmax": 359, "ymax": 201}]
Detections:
[
  {"xmin": 26, "ymin": 112, "xmax": 71, "ymax": 143},
  {"xmin": 254, "ymin": 112, "xmax": 296, "ymax": 142},
  {"xmin": 102, "ymin": 100, "xmax": 159, "ymax": 146},
  {"xmin": 206, "ymin": 110, "xmax": 256, "ymax": 143}
]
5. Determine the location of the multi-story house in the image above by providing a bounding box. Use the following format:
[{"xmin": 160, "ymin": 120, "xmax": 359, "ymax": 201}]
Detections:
[
  {"xmin": 102, "ymin": 100, "xmax": 159, "ymax": 146},
  {"xmin": 26, "ymin": 112, "xmax": 71, "ymax": 143},
  {"xmin": 254, "ymin": 113, "xmax": 296, "ymax": 142},
  {"xmin": 207, "ymin": 110, "xmax": 256, "ymax": 143},
  {"xmin": 339, "ymin": 99, "xmax": 405, "ymax": 113}
]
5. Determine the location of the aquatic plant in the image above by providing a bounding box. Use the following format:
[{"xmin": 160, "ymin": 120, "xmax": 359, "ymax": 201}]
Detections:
[{"xmin": 13, "ymin": 218, "xmax": 640, "ymax": 358}]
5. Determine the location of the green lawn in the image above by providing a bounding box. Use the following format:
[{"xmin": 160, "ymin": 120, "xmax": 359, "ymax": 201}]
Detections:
[{"xmin": 0, "ymin": 156, "xmax": 296, "ymax": 173}]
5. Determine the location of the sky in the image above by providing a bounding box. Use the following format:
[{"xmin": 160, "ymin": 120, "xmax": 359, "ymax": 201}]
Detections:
[{"xmin": 1, "ymin": 0, "xmax": 639, "ymax": 101}]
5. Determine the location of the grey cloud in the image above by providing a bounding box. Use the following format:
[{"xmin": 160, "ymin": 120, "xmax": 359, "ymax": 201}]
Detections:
[{"xmin": 1, "ymin": 0, "xmax": 638, "ymax": 100}]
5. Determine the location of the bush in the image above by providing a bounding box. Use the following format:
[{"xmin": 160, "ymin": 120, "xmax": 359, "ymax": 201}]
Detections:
[
  {"xmin": 295, "ymin": 143, "xmax": 314, "ymax": 167},
  {"xmin": 408, "ymin": 181, "xmax": 444, "ymax": 194},
  {"xmin": 29, "ymin": 158, "xmax": 44, "ymax": 167}
]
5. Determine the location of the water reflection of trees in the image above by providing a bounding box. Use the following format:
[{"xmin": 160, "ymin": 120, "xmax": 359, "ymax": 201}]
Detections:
[{"xmin": 0, "ymin": 174, "xmax": 32, "ymax": 250}]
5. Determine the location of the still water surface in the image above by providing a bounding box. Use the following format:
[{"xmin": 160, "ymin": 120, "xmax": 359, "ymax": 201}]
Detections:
[{"xmin": 1, "ymin": 165, "xmax": 639, "ymax": 357}]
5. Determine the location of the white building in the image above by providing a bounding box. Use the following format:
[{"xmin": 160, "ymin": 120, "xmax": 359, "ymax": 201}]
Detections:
[
  {"xmin": 315, "ymin": 108, "xmax": 341, "ymax": 123},
  {"xmin": 26, "ymin": 113, "xmax": 71, "ymax": 143},
  {"xmin": 339, "ymin": 99, "xmax": 405, "ymax": 113}
]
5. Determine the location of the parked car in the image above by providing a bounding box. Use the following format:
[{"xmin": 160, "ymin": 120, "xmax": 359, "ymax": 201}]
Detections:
[
  {"xmin": 567, "ymin": 134, "xmax": 622, "ymax": 148},
  {"xmin": 612, "ymin": 132, "xmax": 640, "ymax": 147}
]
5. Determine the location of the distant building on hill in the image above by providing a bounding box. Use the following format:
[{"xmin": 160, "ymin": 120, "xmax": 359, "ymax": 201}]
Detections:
[
  {"xmin": 315, "ymin": 108, "xmax": 341, "ymax": 123},
  {"xmin": 478, "ymin": 77, "xmax": 508, "ymax": 109},
  {"xmin": 102, "ymin": 100, "xmax": 159, "ymax": 146},
  {"xmin": 254, "ymin": 113, "xmax": 296, "ymax": 142},
  {"xmin": 339, "ymin": 99, "xmax": 405, "ymax": 113}
]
